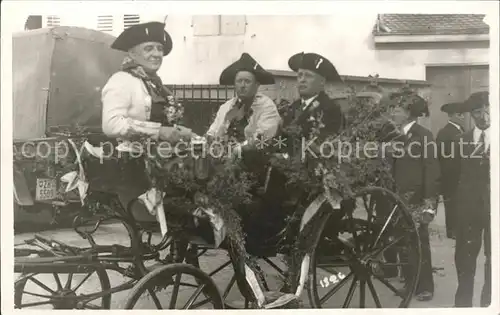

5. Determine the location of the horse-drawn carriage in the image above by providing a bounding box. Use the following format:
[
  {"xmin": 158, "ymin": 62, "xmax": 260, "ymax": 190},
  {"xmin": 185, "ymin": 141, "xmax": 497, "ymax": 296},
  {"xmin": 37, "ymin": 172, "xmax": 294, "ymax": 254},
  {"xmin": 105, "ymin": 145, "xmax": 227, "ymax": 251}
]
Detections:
[{"xmin": 13, "ymin": 26, "xmax": 422, "ymax": 309}]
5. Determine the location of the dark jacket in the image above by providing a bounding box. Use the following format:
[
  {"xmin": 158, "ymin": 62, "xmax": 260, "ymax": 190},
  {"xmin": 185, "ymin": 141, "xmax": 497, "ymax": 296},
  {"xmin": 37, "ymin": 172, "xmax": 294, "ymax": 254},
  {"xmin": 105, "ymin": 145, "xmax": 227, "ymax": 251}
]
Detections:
[
  {"xmin": 453, "ymin": 130, "xmax": 490, "ymax": 225},
  {"xmin": 279, "ymin": 91, "xmax": 344, "ymax": 155},
  {"xmin": 436, "ymin": 122, "xmax": 463, "ymax": 197},
  {"xmin": 392, "ymin": 123, "xmax": 440, "ymax": 207}
]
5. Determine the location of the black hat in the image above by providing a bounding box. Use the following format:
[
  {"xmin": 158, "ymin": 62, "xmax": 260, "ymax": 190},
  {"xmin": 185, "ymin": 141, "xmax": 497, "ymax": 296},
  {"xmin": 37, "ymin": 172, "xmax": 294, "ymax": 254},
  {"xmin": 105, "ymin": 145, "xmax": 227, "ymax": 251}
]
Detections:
[
  {"xmin": 441, "ymin": 102, "xmax": 466, "ymax": 114},
  {"xmin": 219, "ymin": 53, "xmax": 275, "ymax": 85},
  {"xmin": 111, "ymin": 22, "xmax": 173, "ymax": 56},
  {"xmin": 390, "ymin": 91, "xmax": 429, "ymax": 117},
  {"xmin": 288, "ymin": 52, "xmax": 342, "ymax": 82},
  {"xmin": 463, "ymin": 91, "xmax": 489, "ymax": 112}
]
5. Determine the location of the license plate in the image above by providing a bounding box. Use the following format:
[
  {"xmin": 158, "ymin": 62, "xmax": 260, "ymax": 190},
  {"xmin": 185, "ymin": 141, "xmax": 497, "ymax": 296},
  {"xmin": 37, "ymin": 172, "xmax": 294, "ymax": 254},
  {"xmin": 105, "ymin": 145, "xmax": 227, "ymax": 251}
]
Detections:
[{"xmin": 36, "ymin": 178, "xmax": 57, "ymax": 201}]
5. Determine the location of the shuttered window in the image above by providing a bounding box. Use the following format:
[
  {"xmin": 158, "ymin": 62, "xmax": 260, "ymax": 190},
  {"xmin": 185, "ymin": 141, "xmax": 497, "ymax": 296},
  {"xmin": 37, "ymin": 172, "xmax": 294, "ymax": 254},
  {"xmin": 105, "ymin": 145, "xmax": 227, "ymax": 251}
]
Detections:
[
  {"xmin": 193, "ymin": 15, "xmax": 246, "ymax": 36},
  {"xmin": 124, "ymin": 14, "xmax": 141, "ymax": 29},
  {"xmin": 46, "ymin": 16, "xmax": 60, "ymax": 27},
  {"xmin": 97, "ymin": 15, "xmax": 114, "ymax": 32}
]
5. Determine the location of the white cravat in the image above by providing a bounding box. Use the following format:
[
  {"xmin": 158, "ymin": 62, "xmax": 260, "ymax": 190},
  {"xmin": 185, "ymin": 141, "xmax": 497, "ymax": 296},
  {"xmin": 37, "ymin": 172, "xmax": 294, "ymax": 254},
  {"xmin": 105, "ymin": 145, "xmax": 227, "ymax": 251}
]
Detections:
[
  {"xmin": 448, "ymin": 121, "xmax": 463, "ymax": 132},
  {"xmin": 402, "ymin": 120, "xmax": 417, "ymax": 135},
  {"xmin": 473, "ymin": 126, "xmax": 489, "ymax": 150},
  {"xmin": 301, "ymin": 95, "xmax": 318, "ymax": 111}
]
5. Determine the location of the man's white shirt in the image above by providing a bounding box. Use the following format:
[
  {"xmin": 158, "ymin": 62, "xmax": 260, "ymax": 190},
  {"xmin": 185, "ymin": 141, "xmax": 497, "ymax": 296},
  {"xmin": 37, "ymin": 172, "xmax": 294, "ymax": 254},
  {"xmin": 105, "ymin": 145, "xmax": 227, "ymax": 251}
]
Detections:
[
  {"xmin": 402, "ymin": 120, "xmax": 417, "ymax": 135},
  {"xmin": 473, "ymin": 126, "xmax": 490, "ymax": 150}
]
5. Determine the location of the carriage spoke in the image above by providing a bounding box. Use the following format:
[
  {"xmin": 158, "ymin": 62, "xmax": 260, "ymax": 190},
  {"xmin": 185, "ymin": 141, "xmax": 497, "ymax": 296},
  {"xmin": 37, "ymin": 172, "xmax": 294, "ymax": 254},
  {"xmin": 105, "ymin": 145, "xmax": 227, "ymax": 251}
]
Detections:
[
  {"xmin": 363, "ymin": 196, "xmax": 375, "ymax": 248},
  {"xmin": 190, "ymin": 298, "xmax": 211, "ymax": 309},
  {"xmin": 373, "ymin": 274, "xmax": 404, "ymax": 297},
  {"xmin": 208, "ymin": 260, "xmax": 232, "ymax": 277},
  {"xmin": 65, "ymin": 273, "xmax": 73, "ymax": 290},
  {"xmin": 147, "ymin": 288, "xmax": 163, "ymax": 309},
  {"xmin": 263, "ymin": 257, "xmax": 286, "ymax": 276},
  {"xmin": 22, "ymin": 291, "xmax": 54, "ymax": 299},
  {"xmin": 370, "ymin": 236, "xmax": 405, "ymax": 258},
  {"xmin": 53, "ymin": 273, "xmax": 63, "ymax": 290},
  {"xmin": 72, "ymin": 271, "xmax": 93, "ymax": 292},
  {"xmin": 367, "ymin": 277, "xmax": 382, "ymax": 307},
  {"xmin": 169, "ymin": 273, "xmax": 182, "ymax": 309},
  {"xmin": 28, "ymin": 276, "xmax": 56, "ymax": 294},
  {"xmin": 342, "ymin": 276, "xmax": 358, "ymax": 308},
  {"xmin": 372, "ymin": 205, "xmax": 398, "ymax": 249},
  {"xmin": 182, "ymin": 284, "xmax": 206, "ymax": 309},
  {"xmin": 359, "ymin": 279, "xmax": 366, "ymax": 308},
  {"xmin": 319, "ymin": 271, "xmax": 353, "ymax": 304},
  {"xmin": 223, "ymin": 274, "xmax": 237, "ymax": 299}
]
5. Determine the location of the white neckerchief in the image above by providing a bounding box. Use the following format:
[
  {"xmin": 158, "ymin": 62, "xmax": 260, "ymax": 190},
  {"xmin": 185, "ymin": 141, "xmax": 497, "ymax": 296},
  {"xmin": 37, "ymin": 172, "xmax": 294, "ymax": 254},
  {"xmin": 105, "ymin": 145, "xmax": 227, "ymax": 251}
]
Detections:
[
  {"xmin": 402, "ymin": 120, "xmax": 417, "ymax": 135},
  {"xmin": 473, "ymin": 126, "xmax": 490, "ymax": 149},
  {"xmin": 448, "ymin": 121, "xmax": 463, "ymax": 132},
  {"xmin": 301, "ymin": 95, "xmax": 318, "ymax": 111}
]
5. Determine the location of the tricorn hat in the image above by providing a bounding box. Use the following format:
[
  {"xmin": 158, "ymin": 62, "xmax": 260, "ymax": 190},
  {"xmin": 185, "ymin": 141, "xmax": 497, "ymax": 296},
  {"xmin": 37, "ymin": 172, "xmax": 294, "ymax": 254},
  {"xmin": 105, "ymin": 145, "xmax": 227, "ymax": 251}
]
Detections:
[
  {"xmin": 288, "ymin": 52, "xmax": 342, "ymax": 82},
  {"xmin": 463, "ymin": 91, "xmax": 489, "ymax": 112},
  {"xmin": 111, "ymin": 22, "xmax": 173, "ymax": 56},
  {"xmin": 441, "ymin": 102, "xmax": 466, "ymax": 114},
  {"xmin": 219, "ymin": 53, "xmax": 275, "ymax": 85}
]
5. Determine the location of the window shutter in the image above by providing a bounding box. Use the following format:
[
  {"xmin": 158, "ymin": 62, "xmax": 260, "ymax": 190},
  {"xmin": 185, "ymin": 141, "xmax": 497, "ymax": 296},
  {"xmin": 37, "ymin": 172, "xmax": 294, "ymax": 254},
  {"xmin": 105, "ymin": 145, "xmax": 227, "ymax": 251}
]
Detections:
[
  {"xmin": 220, "ymin": 15, "xmax": 246, "ymax": 35},
  {"xmin": 97, "ymin": 15, "xmax": 114, "ymax": 32},
  {"xmin": 124, "ymin": 14, "xmax": 141, "ymax": 29},
  {"xmin": 193, "ymin": 16, "xmax": 221, "ymax": 36},
  {"xmin": 46, "ymin": 16, "xmax": 60, "ymax": 27}
]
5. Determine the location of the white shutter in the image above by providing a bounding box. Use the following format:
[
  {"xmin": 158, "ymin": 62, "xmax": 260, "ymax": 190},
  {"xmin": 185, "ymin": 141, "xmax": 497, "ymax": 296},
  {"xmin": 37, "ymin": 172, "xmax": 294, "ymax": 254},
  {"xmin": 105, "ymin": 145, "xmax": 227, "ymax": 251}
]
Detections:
[
  {"xmin": 97, "ymin": 15, "xmax": 114, "ymax": 32},
  {"xmin": 220, "ymin": 15, "xmax": 246, "ymax": 35},
  {"xmin": 124, "ymin": 14, "xmax": 141, "ymax": 29},
  {"xmin": 192, "ymin": 15, "xmax": 221, "ymax": 36},
  {"xmin": 46, "ymin": 15, "xmax": 60, "ymax": 27}
]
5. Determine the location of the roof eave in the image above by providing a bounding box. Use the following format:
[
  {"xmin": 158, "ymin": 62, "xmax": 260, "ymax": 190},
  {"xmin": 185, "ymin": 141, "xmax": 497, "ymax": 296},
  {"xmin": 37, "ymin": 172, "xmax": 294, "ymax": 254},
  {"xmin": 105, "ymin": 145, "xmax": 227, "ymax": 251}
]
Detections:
[{"xmin": 373, "ymin": 33, "xmax": 489, "ymax": 44}]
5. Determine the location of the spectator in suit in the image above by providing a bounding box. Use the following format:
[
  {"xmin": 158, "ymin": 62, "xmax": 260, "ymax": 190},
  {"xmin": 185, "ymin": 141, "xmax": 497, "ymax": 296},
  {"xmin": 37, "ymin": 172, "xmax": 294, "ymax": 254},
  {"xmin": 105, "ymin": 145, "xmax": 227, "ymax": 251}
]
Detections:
[
  {"xmin": 453, "ymin": 91, "xmax": 490, "ymax": 307},
  {"xmin": 436, "ymin": 102, "xmax": 466, "ymax": 239},
  {"xmin": 387, "ymin": 93, "xmax": 440, "ymax": 302}
]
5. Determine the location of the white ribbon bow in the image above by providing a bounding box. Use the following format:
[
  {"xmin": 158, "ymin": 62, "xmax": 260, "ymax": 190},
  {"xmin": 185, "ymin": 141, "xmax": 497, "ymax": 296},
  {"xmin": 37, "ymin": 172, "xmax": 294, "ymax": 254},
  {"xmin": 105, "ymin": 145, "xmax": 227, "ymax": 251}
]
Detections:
[{"xmin": 62, "ymin": 139, "xmax": 90, "ymax": 205}]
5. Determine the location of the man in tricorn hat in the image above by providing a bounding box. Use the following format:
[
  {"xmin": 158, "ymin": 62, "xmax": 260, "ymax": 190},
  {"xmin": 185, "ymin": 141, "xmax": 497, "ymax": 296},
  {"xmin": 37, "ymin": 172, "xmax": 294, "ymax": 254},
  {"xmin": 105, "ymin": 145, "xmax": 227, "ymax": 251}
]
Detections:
[
  {"xmin": 436, "ymin": 101, "xmax": 466, "ymax": 239},
  {"xmin": 102, "ymin": 21, "xmax": 193, "ymax": 143},
  {"xmin": 100, "ymin": 22, "xmax": 195, "ymax": 217},
  {"xmin": 283, "ymin": 52, "xmax": 345, "ymax": 151},
  {"xmin": 453, "ymin": 91, "xmax": 490, "ymax": 307},
  {"xmin": 205, "ymin": 53, "xmax": 297, "ymax": 308},
  {"xmin": 206, "ymin": 52, "xmax": 281, "ymax": 151}
]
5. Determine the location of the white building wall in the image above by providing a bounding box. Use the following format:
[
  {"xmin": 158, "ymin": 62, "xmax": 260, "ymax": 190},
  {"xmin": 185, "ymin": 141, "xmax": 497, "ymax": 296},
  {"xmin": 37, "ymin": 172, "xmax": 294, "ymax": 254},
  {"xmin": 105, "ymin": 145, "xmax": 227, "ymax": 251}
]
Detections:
[
  {"xmin": 16, "ymin": 14, "xmax": 489, "ymax": 84},
  {"xmin": 158, "ymin": 15, "xmax": 489, "ymax": 84}
]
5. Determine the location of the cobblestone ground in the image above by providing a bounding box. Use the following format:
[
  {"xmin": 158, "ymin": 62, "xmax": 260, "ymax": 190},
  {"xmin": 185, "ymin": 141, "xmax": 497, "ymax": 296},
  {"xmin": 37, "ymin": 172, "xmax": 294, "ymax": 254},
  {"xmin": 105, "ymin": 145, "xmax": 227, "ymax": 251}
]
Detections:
[{"xmin": 13, "ymin": 203, "xmax": 488, "ymax": 309}]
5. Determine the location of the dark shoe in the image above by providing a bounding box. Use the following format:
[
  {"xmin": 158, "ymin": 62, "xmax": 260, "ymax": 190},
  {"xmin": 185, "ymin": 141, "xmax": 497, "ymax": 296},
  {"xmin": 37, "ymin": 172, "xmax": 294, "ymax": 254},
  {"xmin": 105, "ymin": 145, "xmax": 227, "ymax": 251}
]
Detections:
[{"xmin": 416, "ymin": 291, "xmax": 434, "ymax": 301}]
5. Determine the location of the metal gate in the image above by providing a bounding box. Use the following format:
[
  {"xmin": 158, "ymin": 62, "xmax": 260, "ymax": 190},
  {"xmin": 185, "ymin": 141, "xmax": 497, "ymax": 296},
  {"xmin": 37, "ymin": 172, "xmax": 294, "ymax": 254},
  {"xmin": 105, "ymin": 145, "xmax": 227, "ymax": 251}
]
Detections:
[{"xmin": 167, "ymin": 84, "xmax": 235, "ymax": 135}]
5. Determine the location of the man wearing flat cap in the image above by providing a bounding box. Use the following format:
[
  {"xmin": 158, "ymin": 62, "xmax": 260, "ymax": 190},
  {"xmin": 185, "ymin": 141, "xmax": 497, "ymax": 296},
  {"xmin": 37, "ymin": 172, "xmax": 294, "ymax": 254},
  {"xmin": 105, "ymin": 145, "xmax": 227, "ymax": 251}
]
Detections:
[
  {"xmin": 453, "ymin": 91, "xmax": 490, "ymax": 307},
  {"xmin": 436, "ymin": 102, "xmax": 466, "ymax": 239}
]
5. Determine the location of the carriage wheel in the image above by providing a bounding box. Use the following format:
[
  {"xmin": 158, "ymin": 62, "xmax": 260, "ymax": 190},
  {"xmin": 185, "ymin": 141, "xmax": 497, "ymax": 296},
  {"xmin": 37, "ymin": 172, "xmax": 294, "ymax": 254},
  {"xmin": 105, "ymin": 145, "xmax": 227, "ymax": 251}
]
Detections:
[
  {"xmin": 186, "ymin": 244, "xmax": 290, "ymax": 309},
  {"xmin": 123, "ymin": 263, "xmax": 224, "ymax": 309},
  {"xmin": 307, "ymin": 187, "xmax": 421, "ymax": 308},
  {"xmin": 14, "ymin": 267, "xmax": 111, "ymax": 309}
]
